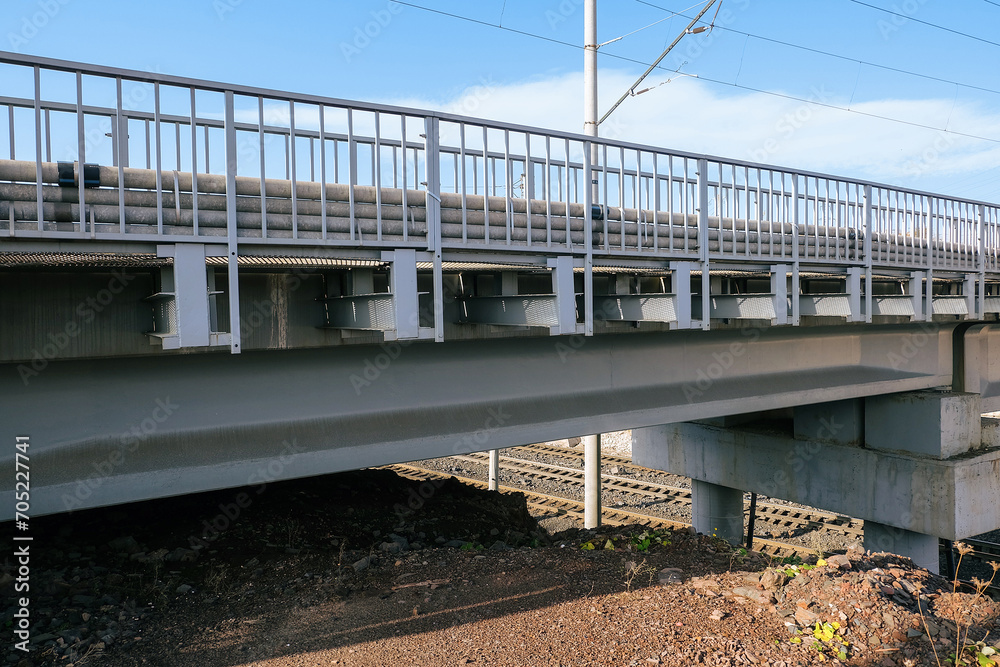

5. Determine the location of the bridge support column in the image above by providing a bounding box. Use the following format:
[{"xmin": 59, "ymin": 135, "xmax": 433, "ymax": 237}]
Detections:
[
  {"xmin": 583, "ymin": 434, "xmax": 601, "ymax": 529},
  {"xmin": 864, "ymin": 522, "xmax": 939, "ymax": 572},
  {"xmin": 633, "ymin": 391, "xmax": 1000, "ymax": 573},
  {"xmin": 691, "ymin": 480, "xmax": 744, "ymax": 546},
  {"xmin": 488, "ymin": 449, "xmax": 500, "ymax": 491}
]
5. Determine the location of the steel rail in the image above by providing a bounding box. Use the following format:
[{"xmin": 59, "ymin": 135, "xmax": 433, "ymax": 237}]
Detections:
[
  {"xmin": 456, "ymin": 450, "xmax": 865, "ymax": 538},
  {"xmin": 385, "ymin": 463, "xmax": 809, "ymax": 558}
]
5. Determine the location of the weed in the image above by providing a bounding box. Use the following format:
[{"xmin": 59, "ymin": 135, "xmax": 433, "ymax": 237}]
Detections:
[
  {"xmin": 916, "ymin": 544, "xmax": 1000, "ymax": 667},
  {"xmin": 622, "ymin": 558, "xmax": 657, "ymax": 593}
]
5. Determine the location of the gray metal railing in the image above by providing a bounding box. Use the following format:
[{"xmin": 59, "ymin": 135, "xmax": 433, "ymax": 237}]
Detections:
[{"xmin": 1, "ymin": 50, "xmax": 998, "ymax": 278}]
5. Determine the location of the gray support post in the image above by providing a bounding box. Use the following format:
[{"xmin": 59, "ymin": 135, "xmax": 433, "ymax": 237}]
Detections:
[
  {"xmin": 847, "ymin": 267, "xmax": 863, "ymax": 322},
  {"xmin": 863, "ymin": 185, "xmax": 873, "ymax": 324},
  {"xmin": 583, "ymin": 434, "xmax": 601, "ymax": 529},
  {"xmin": 500, "ymin": 272, "xmax": 518, "ymax": 296},
  {"xmin": 979, "ymin": 205, "xmax": 987, "ymax": 320},
  {"xmin": 864, "ymin": 522, "xmax": 939, "ymax": 573},
  {"xmin": 551, "ymin": 255, "xmax": 577, "ymax": 335},
  {"xmin": 910, "ymin": 271, "xmax": 924, "ymax": 321},
  {"xmin": 584, "ymin": 141, "xmax": 594, "ymax": 337},
  {"xmin": 965, "ymin": 273, "xmax": 977, "ymax": 320},
  {"xmin": 390, "ymin": 248, "xmax": 419, "ymax": 339},
  {"xmin": 791, "ymin": 175, "xmax": 801, "ymax": 326},
  {"xmin": 925, "ymin": 268, "xmax": 934, "ymax": 322},
  {"xmin": 423, "ymin": 116, "xmax": 445, "ymax": 342},
  {"xmin": 223, "ymin": 91, "xmax": 242, "ymax": 353},
  {"xmin": 488, "ymin": 449, "xmax": 500, "ymax": 491},
  {"xmin": 697, "ymin": 158, "xmax": 711, "ymax": 330},
  {"xmin": 173, "ymin": 243, "xmax": 211, "ymax": 348},
  {"xmin": 672, "ymin": 261, "xmax": 692, "ymax": 329},
  {"xmin": 771, "ymin": 264, "xmax": 788, "ymax": 325},
  {"xmin": 691, "ymin": 480, "xmax": 744, "ymax": 546}
]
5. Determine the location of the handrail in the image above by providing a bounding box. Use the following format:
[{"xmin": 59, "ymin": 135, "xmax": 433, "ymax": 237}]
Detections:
[{"xmin": 1, "ymin": 50, "xmax": 997, "ymax": 209}]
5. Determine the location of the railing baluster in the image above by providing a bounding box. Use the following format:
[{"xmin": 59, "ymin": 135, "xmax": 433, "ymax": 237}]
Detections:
[
  {"xmin": 33, "ymin": 66, "xmax": 43, "ymax": 231},
  {"xmin": 289, "ymin": 100, "xmax": 298, "ymax": 239},
  {"xmin": 190, "ymin": 88, "xmax": 199, "ymax": 236},
  {"xmin": 258, "ymin": 97, "xmax": 267, "ymax": 239},
  {"xmin": 76, "ymin": 71, "xmax": 87, "ymax": 235}
]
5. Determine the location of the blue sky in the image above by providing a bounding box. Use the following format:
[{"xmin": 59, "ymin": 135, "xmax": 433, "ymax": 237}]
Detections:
[{"xmin": 4, "ymin": 0, "xmax": 1000, "ymax": 201}]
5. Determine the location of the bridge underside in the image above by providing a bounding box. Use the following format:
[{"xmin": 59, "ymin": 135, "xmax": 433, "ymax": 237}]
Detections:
[{"xmin": 1, "ymin": 323, "xmax": 955, "ymax": 519}]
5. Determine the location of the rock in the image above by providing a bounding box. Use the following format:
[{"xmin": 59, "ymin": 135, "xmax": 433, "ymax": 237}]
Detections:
[
  {"xmin": 380, "ymin": 541, "xmax": 402, "ymax": 554},
  {"xmin": 175, "ymin": 584, "xmax": 193, "ymax": 594},
  {"xmin": 759, "ymin": 569, "xmax": 787, "ymax": 591},
  {"xmin": 352, "ymin": 557, "xmax": 370, "ymax": 572},
  {"xmin": 488, "ymin": 541, "xmax": 510, "ymax": 552},
  {"xmin": 690, "ymin": 577, "xmax": 719, "ymax": 589},
  {"xmin": 732, "ymin": 587, "xmax": 773, "ymax": 606},
  {"xmin": 709, "ymin": 609, "xmax": 726, "ymax": 621},
  {"xmin": 167, "ymin": 547, "xmax": 197, "ymax": 562},
  {"xmin": 658, "ymin": 568, "xmax": 684, "ymax": 585},
  {"xmin": 71, "ymin": 595, "xmax": 95, "ymax": 606},
  {"xmin": 108, "ymin": 536, "xmax": 141, "ymax": 554},
  {"xmin": 794, "ymin": 607, "xmax": 820, "ymax": 625},
  {"xmin": 825, "ymin": 554, "xmax": 851, "ymax": 569},
  {"xmin": 444, "ymin": 540, "xmax": 466, "ymax": 548}
]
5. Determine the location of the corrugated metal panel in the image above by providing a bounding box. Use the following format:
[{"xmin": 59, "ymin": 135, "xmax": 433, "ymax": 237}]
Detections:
[
  {"xmin": 932, "ymin": 296, "xmax": 969, "ymax": 315},
  {"xmin": 872, "ymin": 296, "xmax": 916, "ymax": 317},
  {"xmin": 800, "ymin": 294, "xmax": 852, "ymax": 317}
]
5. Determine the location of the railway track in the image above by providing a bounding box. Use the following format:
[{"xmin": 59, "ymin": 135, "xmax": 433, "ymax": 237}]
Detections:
[
  {"xmin": 453, "ymin": 449, "xmax": 865, "ymax": 539},
  {"xmin": 386, "ymin": 463, "xmax": 809, "ymax": 558},
  {"xmin": 396, "ymin": 445, "xmax": 1000, "ymax": 591}
]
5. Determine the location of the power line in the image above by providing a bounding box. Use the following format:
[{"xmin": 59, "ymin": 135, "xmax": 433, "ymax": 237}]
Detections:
[
  {"xmin": 390, "ymin": 1, "xmax": 1000, "ymax": 144},
  {"xmin": 634, "ymin": 0, "xmax": 1000, "ymax": 97},
  {"xmin": 845, "ymin": 0, "xmax": 1000, "ymax": 49},
  {"xmin": 985, "ymin": 0, "xmax": 1000, "ymax": 7}
]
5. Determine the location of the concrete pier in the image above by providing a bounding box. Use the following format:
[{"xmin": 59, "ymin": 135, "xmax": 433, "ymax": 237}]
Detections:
[
  {"xmin": 691, "ymin": 480, "xmax": 744, "ymax": 545},
  {"xmin": 633, "ymin": 391, "xmax": 1000, "ymax": 573}
]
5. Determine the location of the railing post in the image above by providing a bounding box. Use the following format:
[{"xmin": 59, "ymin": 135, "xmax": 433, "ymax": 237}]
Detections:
[
  {"xmin": 584, "ymin": 141, "xmax": 594, "ymax": 336},
  {"xmin": 697, "ymin": 158, "xmax": 710, "ymax": 330},
  {"xmin": 925, "ymin": 197, "xmax": 935, "ymax": 322},
  {"xmin": 979, "ymin": 204, "xmax": 987, "ymax": 319},
  {"xmin": 223, "ymin": 90, "xmax": 242, "ymax": 354},
  {"xmin": 423, "ymin": 116, "xmax": 444, "ymax": 342},
  {"xmin": 30, "ymin": 65, "xmax": 45, "ymax": 231},
  {"xmin": 863, "ymin": 184, "xmax": 873, "ymax": 323},
  {"xmin": 791, "ymin": 174, "xmax": 801, "ymax": 326}
]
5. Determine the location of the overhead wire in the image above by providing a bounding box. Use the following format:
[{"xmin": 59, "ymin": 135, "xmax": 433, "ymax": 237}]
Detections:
[
  {"xmin": 390, "ymin": 0, "xmax": 1000, "ymax": 144},
  {"xmin": 844, "ymin": 0, "xmax": 1000, "ymax": 49},
  {"xmin": 634, "ymin": 0, "xmax": 1000, "ymax": 97}
]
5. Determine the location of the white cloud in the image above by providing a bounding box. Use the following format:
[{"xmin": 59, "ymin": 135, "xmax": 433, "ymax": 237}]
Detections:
[{"xmin": 384, "ymin": 69, "xmax": 1000, "ymax": 202}]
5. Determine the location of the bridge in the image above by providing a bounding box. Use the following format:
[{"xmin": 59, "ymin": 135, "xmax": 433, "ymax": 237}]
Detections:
[{"xmin": 2, "ymin": 52, "xmax": 999, "ymax": 572}]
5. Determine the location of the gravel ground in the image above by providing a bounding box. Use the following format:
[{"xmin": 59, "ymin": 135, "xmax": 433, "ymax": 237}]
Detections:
[{"xmin": 3, "ymin": 433, "xmax": 997, "ymax": 667}]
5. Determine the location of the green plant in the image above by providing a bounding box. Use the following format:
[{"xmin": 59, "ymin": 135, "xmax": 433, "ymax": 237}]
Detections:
[
  {"xmin": 630, "ymin": 529, "xmax": 671, "ymax": 552},
  {"xmin": 459, "ymin": 541, "xmax": 483, "ymax": 551}
]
